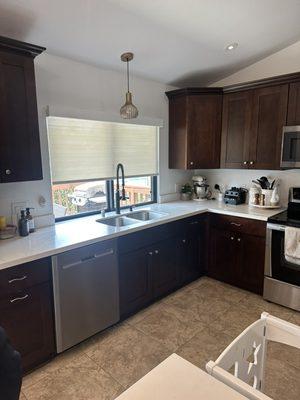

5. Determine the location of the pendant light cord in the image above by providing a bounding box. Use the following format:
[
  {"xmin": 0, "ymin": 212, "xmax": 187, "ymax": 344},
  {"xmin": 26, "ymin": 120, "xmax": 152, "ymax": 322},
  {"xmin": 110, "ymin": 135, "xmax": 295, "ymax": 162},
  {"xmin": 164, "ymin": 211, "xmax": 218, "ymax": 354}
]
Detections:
[{"xmin": 127, "ymin": 59, "xmax": 130, "ymax": 92}]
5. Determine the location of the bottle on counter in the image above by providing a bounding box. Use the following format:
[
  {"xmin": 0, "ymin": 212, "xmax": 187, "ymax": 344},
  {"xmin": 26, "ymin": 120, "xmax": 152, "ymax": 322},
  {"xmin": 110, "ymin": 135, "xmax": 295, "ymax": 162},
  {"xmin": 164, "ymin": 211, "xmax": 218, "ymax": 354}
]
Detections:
[
  {"xmin": 25, "ymin": 207, "xmax": 35, "ymax": 233},
  {"xmin": 18, "ymin": 210, "xmax": 29, "ymax": 237}
]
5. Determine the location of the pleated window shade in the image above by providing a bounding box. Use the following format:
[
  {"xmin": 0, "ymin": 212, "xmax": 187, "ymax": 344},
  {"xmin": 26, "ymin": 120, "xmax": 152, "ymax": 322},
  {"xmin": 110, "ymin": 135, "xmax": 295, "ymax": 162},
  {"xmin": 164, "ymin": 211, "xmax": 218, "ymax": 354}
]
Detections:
[{"xmin": 47, "ymin": 117, "xmax": 158, "ymax": 183}]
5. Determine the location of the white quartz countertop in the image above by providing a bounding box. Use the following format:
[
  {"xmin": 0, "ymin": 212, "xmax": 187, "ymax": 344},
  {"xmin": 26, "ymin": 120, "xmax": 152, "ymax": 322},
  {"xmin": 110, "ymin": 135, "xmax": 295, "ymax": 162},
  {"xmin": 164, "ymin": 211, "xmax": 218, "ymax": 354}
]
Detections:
[{"xmin": 0, "ymin": 200, "xmax": 284, "ymax": 271}]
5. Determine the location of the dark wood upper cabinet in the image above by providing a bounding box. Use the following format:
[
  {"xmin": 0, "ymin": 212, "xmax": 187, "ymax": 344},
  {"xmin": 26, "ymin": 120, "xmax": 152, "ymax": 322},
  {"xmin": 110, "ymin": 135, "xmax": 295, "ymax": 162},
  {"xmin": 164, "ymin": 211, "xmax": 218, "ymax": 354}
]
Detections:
[
  {"xmin": 287, "ymin": 81, "xmax": 300, "ymax": 125},
  {"xmin": 166, "ymin": 88, "xmax": 222, "ymax": 169},
  {"xmin": 249, "ymin": 85, "xmax": 288, "ymax": 170},
  {"xmin": 221, "ymin": 91, "xmax": 253, "ymax": 169},
  {"xmin": 0, "ymin": 36, "xmax": 45, "ymax": 183}
]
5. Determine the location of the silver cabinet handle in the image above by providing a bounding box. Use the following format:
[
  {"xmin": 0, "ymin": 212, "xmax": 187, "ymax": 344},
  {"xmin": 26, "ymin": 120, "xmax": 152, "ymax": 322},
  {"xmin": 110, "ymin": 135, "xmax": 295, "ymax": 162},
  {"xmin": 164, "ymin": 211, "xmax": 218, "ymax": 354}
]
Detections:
[
  {"xmin": 148, "ymin": 251, "xmax": 153, "ymax": 256},
  {"xmin": 190, "ymin": 161, "xmax": 194, "ymax": 166},
  {"xmin": 249, "ymin": 161, "xmax": 254, "ymax": 165},
  {"xmin": 190, "ymin": 221, "xmax": 199, "ymax": 225},
  {"xmin": 10, "ymin": 294, "xmax": 29, "ymax": 303},
  {"xmin": 243, "ymin": 161, "xmax": 248, "ymax": 165},
  {"xmin": 237, "ymin": 238, "xmax": 241, "ymax": 242},
  {"xmin": 230, "ymin": 236, "xmax": 234, "ymax": 240},
  {"xmin": 230, "ymin": 222, "xmax": 241, "ymax": 227},
  {"xmin": 8, "ymin": 275, "xmax": 27, "ymax": 284},
  {"xmin": 155, "ymin": 250, "xmax": 159, "ymax": 254},
  {"xmin": 182, "ymin": 239, "xmax": 186, "ymax": 243},
  {"xmin": 5, "ymin": 169, "xmax": 12, "ymax": 175}
]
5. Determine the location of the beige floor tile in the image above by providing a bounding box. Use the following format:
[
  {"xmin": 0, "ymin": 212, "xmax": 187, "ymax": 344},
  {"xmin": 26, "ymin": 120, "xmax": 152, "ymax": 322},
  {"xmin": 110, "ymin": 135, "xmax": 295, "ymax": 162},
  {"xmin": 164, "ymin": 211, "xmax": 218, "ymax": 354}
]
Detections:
[
  {"xmin": 162, "ymin": 289, "xmax": 232, "ymax": 325},
  {"xmin": 264, "ymin": 358, "xmax": 300, "ymax": 400},
  {"xmin": 84, "ymin": 323, "xmax": 171, "ymax": 388},
  {"xmin": 239, "ymin": 294, "xmax": 294, "ymax": 320},
  {"xmin": 212, "ymin": 303, "xmax": 261, "ymax": 338},
  {"xmin": 23, "ymin": 345, "xmax": 86, "ymax": 389},
  {"xmin": 289, "ymin": 311, "xmax": 300, "ymax": 326},
  {"xmin": 134, "ymin": 307, "xmax": 205, "ymax": 351},
  {"xmin": 176, "ymin": 326, "xmax": 233, "ymax": 370},
  {"xmin": 126, "ymin": 300, "xmax": 166, "ymax": 325},
  {"xmin": 23, "ymin": 354, "xmax": 122, "ymax": 400},
  {"xmin": 267, "ymin": 341, "xmax": 300, "ymax": 370}
]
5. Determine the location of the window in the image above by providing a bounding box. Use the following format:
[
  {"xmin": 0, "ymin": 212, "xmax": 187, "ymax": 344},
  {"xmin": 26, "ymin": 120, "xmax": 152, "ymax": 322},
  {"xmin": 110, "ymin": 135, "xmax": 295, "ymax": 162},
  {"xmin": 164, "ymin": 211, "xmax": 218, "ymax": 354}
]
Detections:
[{"xmin": 47, "ymin": 117, "xmax": 158, "ymax": 219}]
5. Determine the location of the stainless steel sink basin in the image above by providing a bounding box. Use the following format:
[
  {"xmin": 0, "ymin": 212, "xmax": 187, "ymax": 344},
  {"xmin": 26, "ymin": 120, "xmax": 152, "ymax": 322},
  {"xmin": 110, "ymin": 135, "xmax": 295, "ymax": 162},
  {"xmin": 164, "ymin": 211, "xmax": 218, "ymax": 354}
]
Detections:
[
  {"xmin": 97, "ymin": 216, "xmax": 141, "ymax": 227},
  {"xmin": 128, "ymin": 210, "xmax": 167, "ymax": 221}
]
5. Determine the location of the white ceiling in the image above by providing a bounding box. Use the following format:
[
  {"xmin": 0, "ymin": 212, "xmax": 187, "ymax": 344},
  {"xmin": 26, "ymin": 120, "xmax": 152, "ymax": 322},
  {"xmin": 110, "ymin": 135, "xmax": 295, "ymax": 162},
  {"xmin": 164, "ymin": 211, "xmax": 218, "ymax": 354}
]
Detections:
[{"xmin": 0, "ymin": 0, "xmax": 300, "ymax": 86}]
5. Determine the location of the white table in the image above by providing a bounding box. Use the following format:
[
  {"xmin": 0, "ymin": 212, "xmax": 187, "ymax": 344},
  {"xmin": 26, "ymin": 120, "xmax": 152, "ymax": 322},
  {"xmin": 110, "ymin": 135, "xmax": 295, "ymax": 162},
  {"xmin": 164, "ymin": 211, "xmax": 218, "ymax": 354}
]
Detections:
[{"xmin": 115, "ymin": 354, "xmax": 248, "ymax": 400}]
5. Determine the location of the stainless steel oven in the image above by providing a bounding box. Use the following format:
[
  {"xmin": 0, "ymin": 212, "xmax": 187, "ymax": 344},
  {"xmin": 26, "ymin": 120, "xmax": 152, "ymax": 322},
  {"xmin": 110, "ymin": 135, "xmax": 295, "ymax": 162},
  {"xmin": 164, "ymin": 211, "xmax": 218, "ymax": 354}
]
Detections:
[
  {"xmin": 281, "ymin": 125, "xmax": 300, "ymax": 168},
  {"xmin": 264, "ymin": 223, "xmax": 300, "ymax": 311}
]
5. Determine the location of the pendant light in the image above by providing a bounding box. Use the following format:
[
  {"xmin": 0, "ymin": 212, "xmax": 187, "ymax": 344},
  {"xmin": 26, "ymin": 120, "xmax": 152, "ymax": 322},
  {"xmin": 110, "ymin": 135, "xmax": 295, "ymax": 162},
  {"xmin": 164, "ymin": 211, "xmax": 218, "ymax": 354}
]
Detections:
[{"xmin": 120, "ymin": 52, "xmax": 138, "ymax": 119}]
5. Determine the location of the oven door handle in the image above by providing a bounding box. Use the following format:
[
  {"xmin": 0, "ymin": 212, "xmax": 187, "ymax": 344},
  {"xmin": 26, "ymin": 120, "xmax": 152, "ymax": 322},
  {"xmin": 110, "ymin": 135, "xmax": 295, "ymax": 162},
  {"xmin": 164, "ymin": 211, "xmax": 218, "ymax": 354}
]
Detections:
[{"xmin": 267, "ymin": 223, "xmax": 286, "ymax": 232}]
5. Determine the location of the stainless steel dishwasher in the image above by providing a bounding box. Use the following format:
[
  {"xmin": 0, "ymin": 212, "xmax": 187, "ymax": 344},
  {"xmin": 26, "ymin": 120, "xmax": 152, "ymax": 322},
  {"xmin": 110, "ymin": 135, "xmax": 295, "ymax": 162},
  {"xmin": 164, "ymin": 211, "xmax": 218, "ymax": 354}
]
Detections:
[{"xmin": 52, "ymin": 239, "xmax": 119, "ymax": 352}]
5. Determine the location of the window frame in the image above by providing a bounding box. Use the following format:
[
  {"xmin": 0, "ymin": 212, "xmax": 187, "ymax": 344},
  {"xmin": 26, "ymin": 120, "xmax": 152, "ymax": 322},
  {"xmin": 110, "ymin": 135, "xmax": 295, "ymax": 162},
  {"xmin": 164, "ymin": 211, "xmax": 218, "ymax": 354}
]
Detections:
[{"xmin": 54, "ymin": 175, "xmax": 158, "ymax": 222}]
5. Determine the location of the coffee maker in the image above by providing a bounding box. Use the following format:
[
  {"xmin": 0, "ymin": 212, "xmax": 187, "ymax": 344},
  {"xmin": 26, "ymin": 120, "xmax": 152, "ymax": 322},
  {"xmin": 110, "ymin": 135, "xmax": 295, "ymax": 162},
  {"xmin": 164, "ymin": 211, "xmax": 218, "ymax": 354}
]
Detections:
[{"xmin": 192, "ymin": 176, "xmax": 211, "ymax": 201}]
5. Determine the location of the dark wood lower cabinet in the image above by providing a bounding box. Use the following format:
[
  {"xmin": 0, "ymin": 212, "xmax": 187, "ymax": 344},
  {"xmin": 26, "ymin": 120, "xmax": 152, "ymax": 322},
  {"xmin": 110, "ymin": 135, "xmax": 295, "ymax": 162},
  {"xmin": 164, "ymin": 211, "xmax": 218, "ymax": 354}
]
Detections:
[
  {"xmin": 0, "ymin": 259, "xmax": 55, "ymax": 372},
  {"xmin": 119, "ymin": 215, "xmax": 207, "ymax": 319},
  {"xmin": 208, "ymin": 215, "xmax": 266, "ymax": 294}
]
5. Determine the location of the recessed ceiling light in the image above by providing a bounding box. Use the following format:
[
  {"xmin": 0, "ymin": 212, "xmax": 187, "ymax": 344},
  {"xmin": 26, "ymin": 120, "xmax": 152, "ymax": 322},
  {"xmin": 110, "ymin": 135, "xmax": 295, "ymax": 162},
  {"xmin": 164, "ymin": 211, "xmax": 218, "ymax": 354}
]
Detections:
[{"xmin": 225, "ymin": 42, "xmax": 238, "ymax": 51}]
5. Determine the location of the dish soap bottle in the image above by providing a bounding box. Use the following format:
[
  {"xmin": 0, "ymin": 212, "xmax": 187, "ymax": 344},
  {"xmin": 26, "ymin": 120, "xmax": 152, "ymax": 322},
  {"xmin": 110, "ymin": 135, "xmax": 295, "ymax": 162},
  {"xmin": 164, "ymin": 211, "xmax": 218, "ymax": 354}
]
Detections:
[
  {"xmin": 25, "ymin": 207, "xmax": 35, "ymax": 233},
  {"xmin": 19, "ymin": 210, "xmax": 29, "ymax": 237}
]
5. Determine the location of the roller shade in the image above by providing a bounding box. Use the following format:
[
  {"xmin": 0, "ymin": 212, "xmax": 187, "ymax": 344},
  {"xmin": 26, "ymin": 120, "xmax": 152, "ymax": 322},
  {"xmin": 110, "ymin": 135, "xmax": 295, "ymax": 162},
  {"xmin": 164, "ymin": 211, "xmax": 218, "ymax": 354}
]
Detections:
[{"xmin": 47, "ymin": 117, "xmax": 158, "ymax": 183}]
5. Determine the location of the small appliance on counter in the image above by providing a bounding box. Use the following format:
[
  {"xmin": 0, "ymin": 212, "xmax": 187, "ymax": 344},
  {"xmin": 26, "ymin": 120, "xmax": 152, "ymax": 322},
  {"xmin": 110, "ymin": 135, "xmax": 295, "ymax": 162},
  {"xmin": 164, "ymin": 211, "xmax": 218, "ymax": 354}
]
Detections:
[
  {"xmin": 223, "ymin": 187, "xmax": 247, "ymax": 205},
  {"xmin": 264, "ymin": 187, "xmax": 300, "ymax": 312},
  {"xmin": 192, "ymin": 176, "xmax": 211, "ymax": 201}
]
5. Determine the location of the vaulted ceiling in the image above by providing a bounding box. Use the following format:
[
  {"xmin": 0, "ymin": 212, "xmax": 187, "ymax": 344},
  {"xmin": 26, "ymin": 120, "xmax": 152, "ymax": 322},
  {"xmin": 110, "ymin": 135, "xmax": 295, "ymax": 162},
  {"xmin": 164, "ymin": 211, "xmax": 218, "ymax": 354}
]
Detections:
[{"xmin": 1, "ymin": 0, "xmax": 300, "ymax": 86}]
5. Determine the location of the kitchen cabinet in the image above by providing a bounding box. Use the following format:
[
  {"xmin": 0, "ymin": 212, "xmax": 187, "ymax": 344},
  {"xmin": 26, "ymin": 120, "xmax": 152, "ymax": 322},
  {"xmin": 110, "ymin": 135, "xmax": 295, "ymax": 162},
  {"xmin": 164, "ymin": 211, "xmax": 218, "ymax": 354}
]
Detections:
[
  {"xmin": 118, "ymin": 215, "xmax": 207, "ymax": 318},
  {"xmin": 0, "ymin": 36, "xmax": 45, "ymax": 183},
  {"xmin": 177, "ymin": 215, "xmax": 207, "ymax": 285},
  {"xmin": 249, "ymin": 85, "xmax": 288, "ymax": 169},
  {"xmin": 220, "ymin": 91, "xmax": 253, "ymax": 169},
  {"xmin": 287, "ymin": 81, "xmax": 300, "ymax": 125},
  {"xmin": 0, "ymin": 258, "xmax": 55, "ymax": 372},
  {"xmin": 221, "ymin": 85, "xmax": 288, "ymax": 170},
  {"xmin": 208, "ymin": 214, "xmax": 266, "ymax": 294},
  {"xmin": 166, "ymin": 88, "xmax": 222, "ymax": 169}
]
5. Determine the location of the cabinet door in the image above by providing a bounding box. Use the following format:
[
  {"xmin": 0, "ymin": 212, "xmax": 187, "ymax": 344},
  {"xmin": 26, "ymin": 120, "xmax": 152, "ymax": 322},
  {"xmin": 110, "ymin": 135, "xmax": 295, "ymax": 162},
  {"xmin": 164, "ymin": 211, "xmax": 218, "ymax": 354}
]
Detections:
[
  {"xmin": 208, "ymin": 227, "xmax": 237, "ymax": 284},
  {"xmin": 119, "ymin": 248, "xmax": 152, "ymax": 318},
  {"xmin": 236, "ymin": 233, "xmax": 265, "ymax": 294},
  {"xmin": 187, "ymin": 94, "xmax": 222, "ymax": 169},
  {"xmin": 0, "ymin": 282, "xmax": 55, "ymax": 372},
  {"xmin": 221, "ymin": 91, "xmax": 252, "ymax": 168},
  {"xmin": 0, "ymin": 51, "xmax": 42, "ymax": 182},
  {"xmin": 152, "ymin": 237, "xmax": 179, "ymax": 299},
  {"xmin": 287, "ymin": 81, "xmax": 300, "ymax": 125},
  {"xmin": 249, "ymin": 85, "xmax": 288, "ymax": 169}
]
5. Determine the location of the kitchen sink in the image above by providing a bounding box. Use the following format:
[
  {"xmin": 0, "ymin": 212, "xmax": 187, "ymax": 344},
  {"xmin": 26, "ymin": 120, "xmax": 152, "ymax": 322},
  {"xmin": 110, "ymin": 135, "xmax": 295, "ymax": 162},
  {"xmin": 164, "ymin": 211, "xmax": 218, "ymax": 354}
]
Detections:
[
  {"xmin": 128, "ymin": 210, "xmax": 167, "ymax": 221},
  {"xmin": 97, "ymin": 216, "xmax": 141, "ymax": 227}
]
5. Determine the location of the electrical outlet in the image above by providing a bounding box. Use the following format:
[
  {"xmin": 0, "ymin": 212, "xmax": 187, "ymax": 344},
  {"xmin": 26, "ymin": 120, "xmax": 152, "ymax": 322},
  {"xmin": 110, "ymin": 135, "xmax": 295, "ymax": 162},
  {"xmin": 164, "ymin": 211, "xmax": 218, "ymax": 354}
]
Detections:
[
  {"xmin": 175, "ymin": 183, "xmax": 182, "ymax": 193},
  {"xmin": 11, "ymin": 201, "xmax": 28, "ymax": 218}
]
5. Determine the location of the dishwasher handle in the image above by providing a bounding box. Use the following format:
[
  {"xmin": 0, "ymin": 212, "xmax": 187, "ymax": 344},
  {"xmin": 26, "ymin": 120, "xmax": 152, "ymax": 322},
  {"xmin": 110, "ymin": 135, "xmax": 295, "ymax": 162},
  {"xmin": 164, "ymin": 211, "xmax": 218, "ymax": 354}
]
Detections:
[{"xmin": 62, "ymin": 248, "xmax": 114, "ymax": 270}]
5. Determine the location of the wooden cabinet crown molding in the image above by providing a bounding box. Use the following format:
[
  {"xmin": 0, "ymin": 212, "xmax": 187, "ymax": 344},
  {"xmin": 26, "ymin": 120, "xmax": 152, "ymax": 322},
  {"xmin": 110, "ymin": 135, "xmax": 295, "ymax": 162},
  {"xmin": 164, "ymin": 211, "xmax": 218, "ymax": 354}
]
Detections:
[
  {"xmin": 166, "ymin": 87, "xmax": 222, "ymax": 98},
  {"xmin": 0, "ymin": 35, "xmax": 45, "ymax": 58},
  {"xmin": 222, "ymin": 71, "xmax": 300, "ymax": 93}
]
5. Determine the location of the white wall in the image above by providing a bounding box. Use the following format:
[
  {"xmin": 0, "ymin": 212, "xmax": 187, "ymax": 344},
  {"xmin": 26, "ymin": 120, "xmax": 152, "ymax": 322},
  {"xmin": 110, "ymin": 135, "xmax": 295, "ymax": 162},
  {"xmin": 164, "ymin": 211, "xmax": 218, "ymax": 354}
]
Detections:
[
  {"xmin": 212, "ymin": 40, "xmax": 300, "ymax": 86},
  {"xmin": 202, "ymin": 40, "xmax": 300, "ymax": 205},
  {"xmin": 0, "ymin": 53, "xmax": 190, "ymax": 224}
]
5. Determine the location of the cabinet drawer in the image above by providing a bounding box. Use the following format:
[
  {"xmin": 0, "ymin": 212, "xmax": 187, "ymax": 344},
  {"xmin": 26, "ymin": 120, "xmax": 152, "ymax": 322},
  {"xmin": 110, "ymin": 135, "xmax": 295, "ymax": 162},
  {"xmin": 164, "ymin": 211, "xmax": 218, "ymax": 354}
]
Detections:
[
  {"xmin": 210, "ymin": 214, "xmax": 266, "ymax": 237},
  {"xmin": 0, "ymin": 258, "xmax": 51, "ymax": 297}
]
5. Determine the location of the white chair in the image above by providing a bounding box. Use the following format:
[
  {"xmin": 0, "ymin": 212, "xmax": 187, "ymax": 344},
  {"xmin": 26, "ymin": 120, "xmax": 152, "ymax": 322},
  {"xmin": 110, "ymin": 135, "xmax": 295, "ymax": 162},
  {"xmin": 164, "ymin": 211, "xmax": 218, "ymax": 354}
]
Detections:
[{"xmin": 206, "ymin": 312, "xmax": 300, "ymax": 400}]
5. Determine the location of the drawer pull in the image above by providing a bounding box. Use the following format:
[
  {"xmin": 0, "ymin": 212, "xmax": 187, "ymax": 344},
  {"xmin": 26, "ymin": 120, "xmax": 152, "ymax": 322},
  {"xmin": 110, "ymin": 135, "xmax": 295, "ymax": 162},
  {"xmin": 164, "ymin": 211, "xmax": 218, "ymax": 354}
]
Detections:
[
  {"xmin": 190, "ymin": 221, "xmax": 199, "ymax": 225},
  {"xmin": 182, "ymin": 239, "xmax": 186, "ymax": 243},
  {"xmin": 10, "ymin": 294, "xmax": 29, "ymax": 303},
  {"xmin": 237, "ymin": 238, "xmax": 241, "ymax": 242},
  {"xmin": 8, "ymin": 275, "xmax": 27, "ymax": 284},
  {"xmin": 148, "ymin": 251, "xmax": 153, "ymax": 256},
  {"xmin": 230, "ymin": 222, "xmax": 241, "ymax": 227},
  {"xmin": 155, "ymin": 250, "xmax": 159, "ymax": 254},
  {"xmin": 230, "ymin": 236, "xmax": 234, "ymax": 240}
]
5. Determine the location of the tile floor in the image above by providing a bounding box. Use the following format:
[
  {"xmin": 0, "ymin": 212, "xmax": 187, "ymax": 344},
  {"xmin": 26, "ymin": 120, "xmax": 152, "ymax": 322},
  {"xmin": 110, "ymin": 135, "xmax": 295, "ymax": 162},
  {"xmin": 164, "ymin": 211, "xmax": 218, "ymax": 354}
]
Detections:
[{"xmin": 21, "ymin": 277, "xmax": 300, "ymax": 400}]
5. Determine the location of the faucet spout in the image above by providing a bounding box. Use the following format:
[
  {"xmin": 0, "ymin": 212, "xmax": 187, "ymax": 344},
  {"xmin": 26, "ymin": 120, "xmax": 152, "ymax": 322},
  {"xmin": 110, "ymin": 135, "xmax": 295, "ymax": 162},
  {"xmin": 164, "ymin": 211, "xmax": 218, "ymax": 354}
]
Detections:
[{"xmin": 116, "ymin": 163, "xmax": 126, "ymax": 214}]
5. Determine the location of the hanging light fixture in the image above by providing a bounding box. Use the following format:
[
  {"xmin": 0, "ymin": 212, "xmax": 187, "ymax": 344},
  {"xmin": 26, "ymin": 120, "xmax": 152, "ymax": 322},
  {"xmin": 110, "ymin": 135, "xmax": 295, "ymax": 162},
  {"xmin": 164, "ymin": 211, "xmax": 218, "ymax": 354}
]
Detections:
[{"xmin": 120, "ymin": 52, "xmax": 138, "ymax": 119}]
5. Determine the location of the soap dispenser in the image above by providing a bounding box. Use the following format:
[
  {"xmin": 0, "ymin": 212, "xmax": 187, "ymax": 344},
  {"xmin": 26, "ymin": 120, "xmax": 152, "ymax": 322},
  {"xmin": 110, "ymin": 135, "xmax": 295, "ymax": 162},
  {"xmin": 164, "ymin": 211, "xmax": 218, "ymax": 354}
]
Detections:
[
  {"xmin": 25, "ymin": 207, "xmax": 35, "ymax": 233},
  {"xmin": 18, "ymin": 210, "xmax": 29, "ymax": 237}
]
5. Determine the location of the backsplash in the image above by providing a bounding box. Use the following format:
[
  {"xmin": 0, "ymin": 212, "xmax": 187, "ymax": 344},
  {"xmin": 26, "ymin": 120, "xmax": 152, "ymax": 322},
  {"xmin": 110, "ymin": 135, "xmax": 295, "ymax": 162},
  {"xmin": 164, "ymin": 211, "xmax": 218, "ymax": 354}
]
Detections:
[{"xmin": 195, "ymin": 169, "xmax": 300, "ymax": 206}]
